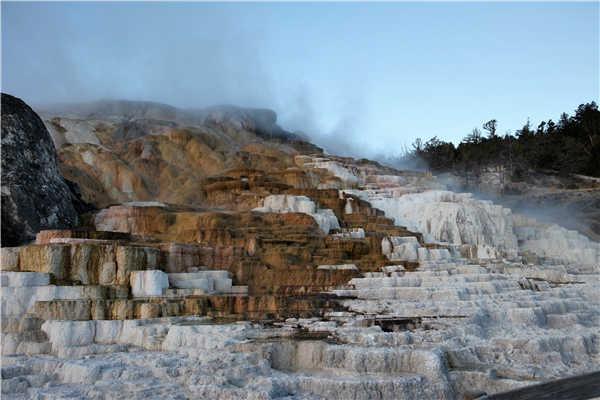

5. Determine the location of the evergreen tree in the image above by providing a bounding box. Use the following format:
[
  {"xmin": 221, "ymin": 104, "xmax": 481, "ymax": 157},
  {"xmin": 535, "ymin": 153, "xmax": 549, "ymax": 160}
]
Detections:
[
  {"xmin": 483, "ymin": 119, "xmax": 497, "ymax": 138},
  {"xmin": 400, "ymin": 102, "xmax": 600, "ymax": 177}
]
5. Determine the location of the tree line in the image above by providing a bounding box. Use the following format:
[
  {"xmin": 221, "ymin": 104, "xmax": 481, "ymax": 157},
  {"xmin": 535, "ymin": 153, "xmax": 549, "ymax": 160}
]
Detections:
[{"xmin": 403, "ymin": 102, "xmax": 600, "ymax": 178}]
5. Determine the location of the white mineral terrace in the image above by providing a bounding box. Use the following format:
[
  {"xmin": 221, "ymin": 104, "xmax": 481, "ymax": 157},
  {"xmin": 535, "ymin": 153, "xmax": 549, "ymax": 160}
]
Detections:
[
  {"xmin": 2, "ymin": 175, "xmax": 600, "ymax": 399},
  {"xmin": 347, "ymin": 188, "xmax": 600, "ymax": 269},
  {"xmin": 3, "ymin": 257, "xmax": 599, "ymax": 399},
  {"xmin": 253, "ymin": 194, "xmax": 341, "ymax": 234}
]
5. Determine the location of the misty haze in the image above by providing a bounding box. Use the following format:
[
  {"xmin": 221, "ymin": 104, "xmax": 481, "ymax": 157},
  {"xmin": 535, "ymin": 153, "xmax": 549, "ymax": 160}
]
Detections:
[{"xmin": 1, "ymin": 2, "xmax": 599, "ymax": 400}]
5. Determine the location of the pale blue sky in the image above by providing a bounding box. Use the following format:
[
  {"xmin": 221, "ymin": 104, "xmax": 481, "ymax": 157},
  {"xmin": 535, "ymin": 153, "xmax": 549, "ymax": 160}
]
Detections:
[{"xmin": 2, "ymin": 2, "xmax": 598, "ymax": 157}]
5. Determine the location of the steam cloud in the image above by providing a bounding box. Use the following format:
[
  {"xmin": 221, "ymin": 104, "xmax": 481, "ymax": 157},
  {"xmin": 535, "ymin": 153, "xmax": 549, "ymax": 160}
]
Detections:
[{"xmin": 1, "ymin": 2, "xmax": 396, "ymax": 161}]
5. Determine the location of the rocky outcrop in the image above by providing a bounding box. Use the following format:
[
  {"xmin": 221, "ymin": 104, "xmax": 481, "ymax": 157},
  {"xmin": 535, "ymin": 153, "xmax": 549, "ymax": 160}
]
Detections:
[{"xmin": 1, "ymin": 94, "xmax": 79, "ymax": 247}]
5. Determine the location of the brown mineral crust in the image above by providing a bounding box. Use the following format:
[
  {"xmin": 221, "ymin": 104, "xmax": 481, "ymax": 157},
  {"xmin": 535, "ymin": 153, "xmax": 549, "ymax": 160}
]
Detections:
[
  {"xmin": 59, "ymin": 143, "xmax": 154, "ymax": 207},
  {"xmin": 242, "ymin": 267, "xmax": 359, "ymax": 295},
  {"xmin": 14, "ymin": 239, "xmax": 160, "ymax": 285},
  {"xmin": 201, "ymin": 169, "xmax": 294, "ymax": 211},
  {"xmin": 35, "ymin": 229, "xmax": 130, "ymax": 244},
  {"xmin": 157, "ymin": 242, "xmax": 206, "ymax": 273},
  {"xmin": 90, "ymin": 203, "xmax": 350, "ymax": 292},
  {"xmin": 56, "ymin": 120, "xmax": 317, "ymax": 209},
  {"xmin": 199, "ymin": 167, "xmax": 342, "ymax": 211},
  {"xmin": 94, "ymin": 204, "xmax": 203, "ymax": 240},
  {"xmin": 18, "ymin": 244, "xmax": 71, "ymax": 281},
  {"xmin": 88, "ymin": 198, "xmax": 423, "ymax": 293},
  {"xmin": 34, "ymin": 294, "xmax": 344, "ymax": 321}
]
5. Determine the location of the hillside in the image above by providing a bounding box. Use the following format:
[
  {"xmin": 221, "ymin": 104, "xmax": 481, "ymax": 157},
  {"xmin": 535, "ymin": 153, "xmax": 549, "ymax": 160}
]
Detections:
[{"xmin": 2, "ymin": 95, "xmax": 599, "ymax": 400}]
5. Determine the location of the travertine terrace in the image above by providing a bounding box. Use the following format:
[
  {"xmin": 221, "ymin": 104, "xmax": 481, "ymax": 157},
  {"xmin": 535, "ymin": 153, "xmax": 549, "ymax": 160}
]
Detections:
[{"xmin": 1, "ymin": 97, "xmax": 599, "ymax": 399}]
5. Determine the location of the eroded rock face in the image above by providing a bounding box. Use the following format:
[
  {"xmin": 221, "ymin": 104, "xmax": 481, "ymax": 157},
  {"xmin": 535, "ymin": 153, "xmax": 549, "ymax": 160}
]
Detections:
[{"xmin": 1, "ymin": 94, "xmax": 79, "ymax": 246}]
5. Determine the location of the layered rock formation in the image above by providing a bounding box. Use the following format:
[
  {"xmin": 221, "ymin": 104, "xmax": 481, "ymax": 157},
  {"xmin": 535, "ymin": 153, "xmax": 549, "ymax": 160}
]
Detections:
[
  {"xmin": 2, "ymin": 98, "xmax": 599, "ymax": 399},
  {"xmin": 1, "ymin": 94, "xmax": 79, "ymax": 246}
]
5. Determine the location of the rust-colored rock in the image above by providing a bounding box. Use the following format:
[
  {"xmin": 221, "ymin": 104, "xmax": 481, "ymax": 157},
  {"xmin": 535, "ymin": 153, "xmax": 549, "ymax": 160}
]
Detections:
[
  {"xmin": 69, "ymin": 243, "xmax": 117, "ymax": 285},
  {"xmin": 18, "ymin": 244, "xmax": 70, "ymax": 281},
  {"xmin": 86, "ymin": 199, "xmax": 420, "ymax": 294},
  {"xmin": 35, "ymin": 229, "xmax": 130, "ymax": 245},
  {"xmin": 115, "ymin": 245, "xmax": 159, "ymax": 285}
]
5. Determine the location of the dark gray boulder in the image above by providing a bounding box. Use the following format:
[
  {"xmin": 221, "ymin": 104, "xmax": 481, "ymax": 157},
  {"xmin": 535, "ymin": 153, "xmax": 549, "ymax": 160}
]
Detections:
[{"xmin": 1, "ymin": 93, "xmax": 79, "ymax": 246}]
